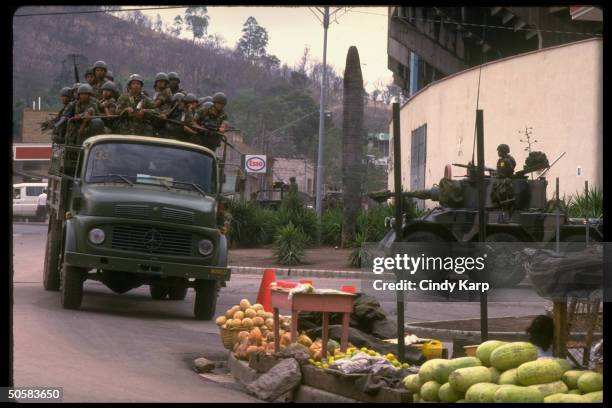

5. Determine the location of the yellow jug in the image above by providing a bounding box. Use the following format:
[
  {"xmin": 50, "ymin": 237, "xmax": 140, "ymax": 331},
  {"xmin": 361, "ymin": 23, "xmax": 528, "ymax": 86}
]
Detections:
[{"xmin": 422, "ymin": 339, "xmax": 443, "ymax": 360}]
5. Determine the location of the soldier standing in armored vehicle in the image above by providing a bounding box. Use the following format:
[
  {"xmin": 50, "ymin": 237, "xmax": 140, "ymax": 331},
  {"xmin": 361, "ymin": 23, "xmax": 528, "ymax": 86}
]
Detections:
[
  {"xmin": 496, "ymin": 143, "xmax": 516, "ymax": 177},
  {"xmin": 116, "ymin": 74, "xmax": 156, "ymax": 136}
]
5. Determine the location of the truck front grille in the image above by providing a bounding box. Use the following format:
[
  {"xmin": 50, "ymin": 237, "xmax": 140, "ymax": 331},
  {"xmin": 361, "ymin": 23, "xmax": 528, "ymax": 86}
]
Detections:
[
  {"xmin": 162, "ymin": 207, "xmax": 195, "ymax": 224},
  {"xmin": 111, "ymin": 225, "xmax": 192, "ymax": 256},
  {"xmin": 115, "ymin": 205, "xmax": 151, "ymax": 219}
]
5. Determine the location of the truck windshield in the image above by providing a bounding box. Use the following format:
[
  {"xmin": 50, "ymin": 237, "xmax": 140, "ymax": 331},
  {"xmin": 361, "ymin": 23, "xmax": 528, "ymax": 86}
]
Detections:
[{"xmin": 84, "ymin": 142, "xmax": 215, "ymax": 194}]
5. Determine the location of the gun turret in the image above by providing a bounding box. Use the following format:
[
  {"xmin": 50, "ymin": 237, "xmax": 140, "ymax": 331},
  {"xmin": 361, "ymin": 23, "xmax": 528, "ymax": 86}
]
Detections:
[{"xmin": 369, "ymin": 187, "xmax": 440, "ymax": 203}]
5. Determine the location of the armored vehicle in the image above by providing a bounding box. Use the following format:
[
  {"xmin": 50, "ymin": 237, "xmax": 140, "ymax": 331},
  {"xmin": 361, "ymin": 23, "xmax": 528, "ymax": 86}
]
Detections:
[
  {"xmin": 373, "ymin": 160, "xmax": 603, "ymax": 287},
  {"xmin": 43, "ymin": 135, "xmax": 238, "ymax": 319}
]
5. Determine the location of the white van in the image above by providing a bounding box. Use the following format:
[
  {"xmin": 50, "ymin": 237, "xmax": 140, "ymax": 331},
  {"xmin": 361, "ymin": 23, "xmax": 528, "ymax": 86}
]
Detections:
[{"xmin": 13, "ymin": 182, "xmax": 48, "ymax": 220}]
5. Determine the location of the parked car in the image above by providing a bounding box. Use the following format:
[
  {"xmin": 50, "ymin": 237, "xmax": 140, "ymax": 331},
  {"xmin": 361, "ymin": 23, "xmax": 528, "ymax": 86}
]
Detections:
[{"xmin": 12, "ymin": 182, "xmax": 48, "ymax": 220}]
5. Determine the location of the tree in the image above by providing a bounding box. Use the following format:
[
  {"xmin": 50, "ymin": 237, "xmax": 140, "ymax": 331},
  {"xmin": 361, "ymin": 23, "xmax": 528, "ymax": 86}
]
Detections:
[
  {"xmin": 261, "ymin": 54, "xmax": 281, "ymax": 71},
  {"xmin": 170, "ymin": 15, "xmax": 184, "ymax": 37},
  {"xmin": 184, "ymin": 7, "xmax": 209, "ymax": 42},
  {"xmin": 341, "ymin": 46, "xmax": 365, "ymax": 247},
  {"xmin": 298, "ymin": 46, "xmax": 311, "ymax": 73},
  {"xmin": 236, "ymin": 17, "xmax": 269, "ymax": 62},
  {"xmin": 154, "ymin": 14, "xmax": 163, "ymax": 33},
  {"xmin": 126, "ymin": 10, "xmax": 152, "ymax": 29}
]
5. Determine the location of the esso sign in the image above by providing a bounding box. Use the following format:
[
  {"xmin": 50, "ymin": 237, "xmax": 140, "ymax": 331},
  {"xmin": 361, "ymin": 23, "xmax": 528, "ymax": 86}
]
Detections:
[{"xmin": 245, "ymin": 155, "xmax": 267, "ymax": 173}]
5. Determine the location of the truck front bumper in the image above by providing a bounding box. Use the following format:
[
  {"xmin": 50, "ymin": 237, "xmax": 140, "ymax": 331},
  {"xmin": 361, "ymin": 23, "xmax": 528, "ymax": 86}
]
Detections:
[{"xmin": 64, "ymin": 251, "xmax": 231, "ymax": 281}]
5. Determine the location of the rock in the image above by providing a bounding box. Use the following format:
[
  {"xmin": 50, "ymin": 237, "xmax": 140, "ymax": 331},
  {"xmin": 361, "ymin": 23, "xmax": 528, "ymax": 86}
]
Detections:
[
  {"xmin": 193, "ymin": 357, "xmax": 215, "ymax": 373},
  {"xmin": 277, "ymin": 343, "xmax": 311, "ymax": 363},
  {"xmin": 246, "ymin": 358, "xmax": 302, "ymax": 401},
  {"xmin": 249, "ymin": 351, "xmax": 281, "ymax": 373}
]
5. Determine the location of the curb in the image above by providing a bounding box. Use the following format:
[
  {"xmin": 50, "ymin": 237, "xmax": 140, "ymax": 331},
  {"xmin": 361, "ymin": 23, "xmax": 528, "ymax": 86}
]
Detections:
[{"xmin": 229, "ymin": 265, "xmax": 533, "ymax": 288}]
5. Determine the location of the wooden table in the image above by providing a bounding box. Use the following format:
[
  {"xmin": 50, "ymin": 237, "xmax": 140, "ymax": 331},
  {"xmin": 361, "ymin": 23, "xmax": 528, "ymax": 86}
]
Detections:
[{"xmin": 270, "ymin": 288, "xmax": 355, "ymax": 358}]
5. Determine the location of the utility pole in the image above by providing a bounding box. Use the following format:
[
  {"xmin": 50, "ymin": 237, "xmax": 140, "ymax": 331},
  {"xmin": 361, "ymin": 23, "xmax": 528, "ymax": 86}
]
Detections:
[{"xmin": 315, "ymin": 6, "xmax": 330, "ymax": 221}]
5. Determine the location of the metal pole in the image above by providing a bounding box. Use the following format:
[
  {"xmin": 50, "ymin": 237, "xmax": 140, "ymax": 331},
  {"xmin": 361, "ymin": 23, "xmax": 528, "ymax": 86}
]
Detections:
[
  {"xmin": 315, "ymin": 7, "xmax": 330, "ymax": 222},
  {"xmin": 476, "ymin": 109, "xmax": 488, "ymax": 342},
  {"xmin": 392, "ymin": 102, "xmax": 405, "ymax": 362},
  {"xmin": 585, "ymin": 180, "xmax": 590, "ymax": 244},
  {"xmin": 556, "ymin": 177, "xmax": 560, "ymax": 254}
]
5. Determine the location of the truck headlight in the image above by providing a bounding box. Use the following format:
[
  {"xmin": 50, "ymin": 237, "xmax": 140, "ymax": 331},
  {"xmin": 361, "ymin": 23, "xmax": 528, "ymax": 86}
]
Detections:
[
  {"xmin": 198, "ymin": 239, "xmax": 214, "ymax": 256},
  {"xmin": 88, "ymin": 228, "xmax": 105, "ymax": 244}
]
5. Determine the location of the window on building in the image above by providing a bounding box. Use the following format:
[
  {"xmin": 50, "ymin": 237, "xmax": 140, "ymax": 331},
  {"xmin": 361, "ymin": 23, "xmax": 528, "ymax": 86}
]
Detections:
[{"xmin": 410, "ymin": 124, "xmax": 427, "ymax": 210}]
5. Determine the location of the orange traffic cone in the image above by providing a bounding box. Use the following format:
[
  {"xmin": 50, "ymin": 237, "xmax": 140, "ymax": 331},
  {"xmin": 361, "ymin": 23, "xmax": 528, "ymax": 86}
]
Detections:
[{"xmin": 256, "ymin": 269, "xmax": 276, "ymax": 312}]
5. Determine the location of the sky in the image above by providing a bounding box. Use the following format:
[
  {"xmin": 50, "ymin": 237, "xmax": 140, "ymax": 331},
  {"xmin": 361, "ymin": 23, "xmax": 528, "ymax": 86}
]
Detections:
[{"xmin": 135, "ymin": 6, "xmax": 392, "ymax": 92}]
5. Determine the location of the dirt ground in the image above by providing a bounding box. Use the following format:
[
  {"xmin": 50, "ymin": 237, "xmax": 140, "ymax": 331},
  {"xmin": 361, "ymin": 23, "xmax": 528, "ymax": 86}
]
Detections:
[{"xmin": 228, "ymin": 245, "xmax": 360, "ymax": 271}]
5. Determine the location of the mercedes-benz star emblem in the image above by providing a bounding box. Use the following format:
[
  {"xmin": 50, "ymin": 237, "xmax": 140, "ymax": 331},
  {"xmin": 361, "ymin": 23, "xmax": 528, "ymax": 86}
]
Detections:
[{"xmin": 143, "ymin": 229, "xmax": 162, "ymax": 251}]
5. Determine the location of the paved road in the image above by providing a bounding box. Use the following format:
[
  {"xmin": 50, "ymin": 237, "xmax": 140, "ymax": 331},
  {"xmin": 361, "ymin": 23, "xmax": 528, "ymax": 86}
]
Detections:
[{"xmin": 11, "ymin": 223, "xmax": 548, "ymax": 402}]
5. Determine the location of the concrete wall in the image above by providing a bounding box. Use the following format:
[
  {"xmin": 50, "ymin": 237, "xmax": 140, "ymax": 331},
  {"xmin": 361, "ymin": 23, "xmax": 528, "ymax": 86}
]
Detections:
[
  {"xmin": 389, "ymin": 38, "xmax": 602, "ymax": 206},
  {"xmin": 269, "ymin": 158, "xmax": 315, "ymax": 196}
]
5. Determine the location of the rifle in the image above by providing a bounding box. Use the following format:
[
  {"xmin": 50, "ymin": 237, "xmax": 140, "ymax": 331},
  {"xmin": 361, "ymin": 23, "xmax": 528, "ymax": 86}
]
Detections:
[{"xmin": 73, "ymin": 55, "xmax": 79, "ymax": 83}]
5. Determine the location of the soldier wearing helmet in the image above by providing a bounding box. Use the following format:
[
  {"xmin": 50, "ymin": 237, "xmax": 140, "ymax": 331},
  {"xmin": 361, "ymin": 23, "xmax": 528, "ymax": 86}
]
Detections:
[
  {"xmin": 65, "ymin": 84, "xmax": 100, "ymax": 146},
  {"xmin": 167, "ymin": 72, "xmax": 186, "ymax": 95},
  {"xmin": 152, "ymin": 72, "xmax": 173, "ymax": 113},
  {"xmin": 191, "ymin": 92, "xmax": 229, "ymax": 150},
  {"xmin": 98, "ymin": 81, "xmax": 119, "ymax": 115},
  {"xmin": 162, "ymin": 92, "xmax": 197, "ymax": 142},
  {"xmin": 84, "ymin": 68, "xmax": 97, "ymax": 87},
  {"xmin": 72, "ymin": 82, "xmax": 81, "ymax": 100},
  {"xmin": 116, "ymin": 74, "xmax": 156, "ymax": 135},
  {"xmin": 496, "ymin": 144, "xmax": 516, "ymax": 178},
  {"xmin": 42, "ymin": 87, "xmax": 74, "ymax": 143},
  {"xmin": 92, "ymin": 60, "xmax": 108, "ymax": 97},
  {"xmin": 184, "ymin": 93, "xmax": 199, "ymax": 113}
]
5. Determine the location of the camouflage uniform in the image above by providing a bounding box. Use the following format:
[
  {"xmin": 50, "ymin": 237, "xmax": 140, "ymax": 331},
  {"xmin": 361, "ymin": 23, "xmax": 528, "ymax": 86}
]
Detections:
[
  {"xmin": 116, "ymin": 92, "xmax": 156, "ymax": 135},
  {"xmin": 496, "ymin": 144, "xmax": 516, "ymax": 178},
  {"xmin": 65, "ymin": 100, "xmax": 99, "ymax": 146},
  {"xmin": 154, "ymin": 88, "xmax": 174, "ymax": 113},
  {"xmin": 166, "ymin": 105, "xmax": 194, "ymax": 143},
  {"xmin": 49, "ymin": 87, "xmax": 74, "ymax": 144}
]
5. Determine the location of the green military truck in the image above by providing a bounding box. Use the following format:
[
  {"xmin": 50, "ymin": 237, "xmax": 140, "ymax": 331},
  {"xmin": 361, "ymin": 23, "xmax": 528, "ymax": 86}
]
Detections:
[{"xmin": 43, "ymin": 134, "xmax": 235, "ymax": 319}]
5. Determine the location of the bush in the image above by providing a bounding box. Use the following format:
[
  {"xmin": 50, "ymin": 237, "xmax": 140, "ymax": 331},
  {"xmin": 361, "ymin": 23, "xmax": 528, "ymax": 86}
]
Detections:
[
  {"xmin": 274, "ymin": 192, "xmax": 319, "ymax": 245},
  {"xmin": 273, "ymin": 222, "xmax": 307, "ymax": 265},
  {"xmin": 348, "ymin": 231, "xmax": 372, "ymax": 268},
  {"xmin": 226, "ymin": 200, "xmax": 273, "ymax": 247},
  {"xmin": 321, "ymin": 207, "xmax": 342, "ymax": 246},
  {"xmin": 567, "ymin": 187, "xmax": 603, "ymax": 218},
  {"xmin": 356, "ymin": 205, "xmax": 394, "ymax": 242}
]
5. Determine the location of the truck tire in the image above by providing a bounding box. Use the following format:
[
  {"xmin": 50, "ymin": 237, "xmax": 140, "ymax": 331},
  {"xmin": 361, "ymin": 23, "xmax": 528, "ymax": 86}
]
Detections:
[
  {"xmin": 149, "ymin": 284, "xmax": 169, "ymax": 300},
  {"xmin": 43, "ymin": 211, "xmax": 62, "ymax": 291},
  {"xmin": 484, "ymin": 232, "xmax": 526, "ymax": 288},
  {"xmin": 193, "ymin": 280, "xmax": 219, "ymax": 320},
  {"xmin": 61, "ymin": 265, "xmax": 85, "ymax": 309},
  {"xmin": 168, "ymin": 284, "xmax": 188, "ymax": 300}
]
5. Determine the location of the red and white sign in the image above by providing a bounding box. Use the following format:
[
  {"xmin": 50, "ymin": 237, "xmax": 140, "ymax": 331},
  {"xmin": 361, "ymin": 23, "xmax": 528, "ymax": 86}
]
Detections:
[
  {"xmin": 245, "ymin": 155, "xmax": 267, "ymax": 174},
  {"xmin": 13, "ymin": 144, "xmax": 52, "ymax": 161}
]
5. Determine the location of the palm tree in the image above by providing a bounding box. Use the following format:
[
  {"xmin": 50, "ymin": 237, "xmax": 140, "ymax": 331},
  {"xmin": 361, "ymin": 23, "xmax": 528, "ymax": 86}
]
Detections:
[{"xmin": 341, "ymin": 46, "xmax": 364, "ymax": 247}]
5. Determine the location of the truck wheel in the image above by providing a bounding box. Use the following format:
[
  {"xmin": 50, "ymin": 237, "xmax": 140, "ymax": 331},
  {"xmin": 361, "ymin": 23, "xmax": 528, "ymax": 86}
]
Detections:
[
  {"xmin": 43, "ymin": 236, "xmax": 61, "ymax": 291},
  {"xmin": 168, "ymin": 284, "xmax": 188, "ymax": 300},
  {"xmin": 149, "ymin": 284, "xmax": 169, "ymax": 300},
  {"xmin": 484, "ymin": 232, "xmax": 525, "ymax": 288},
  {"xmin": 193, "ymin": 280, "xmax": 219, "ymax": 320},
  {"xmin": 61, "ymin": 265, "xmax": 85, "ymax": 309}
]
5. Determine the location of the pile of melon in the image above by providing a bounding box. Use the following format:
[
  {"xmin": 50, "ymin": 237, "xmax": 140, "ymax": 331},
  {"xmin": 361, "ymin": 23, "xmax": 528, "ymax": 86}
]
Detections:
[
  {"xmin": 216, "ymin": 299, "xmax": 279, "ymax": 334},
  {"xmin": 403, "ymin": 340, "xmax": 603, "ymax": 403}
]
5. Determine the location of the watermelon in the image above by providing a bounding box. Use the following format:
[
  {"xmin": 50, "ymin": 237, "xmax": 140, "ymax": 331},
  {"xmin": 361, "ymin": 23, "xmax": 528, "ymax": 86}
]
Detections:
[
  {"xmin": 433, "ymin": 356, "xmax": 481, "ymax": 383},
  {"xmin": 403, "ymin": 374, "xmax": 421, "ymax": 393},
  {"xmin": 448, "ymin": 366, "xmax": 492, "ymax": 393},
  {"xmin": 562, "ymin": 370, "xmax": 588, "ymax": 389},
  {"xmin": 488, "ymin": 366, "xmax": 501, "ymax": 383},
  {"xmin": 558, "ymin": 394, "xmax": 590, "ymax": 403},
  {"xmin": 517, "ymin": 359, "xmax": 563, "ymax": 385},
  {"xmin": 498, "ymin": 368, "xmax": 519, "ymax": 385},
  {"xmin": 438, "ymin": 382, "xmax": 463, "ymax": 402},
  {"xmin": 567, "ymin": 389, "xmax": 582, "ymax": 395},
  {"xmin": 543, "ymin": 393, "xmax": 566, "ymax": 403},
  {"xmin": 456, "ymin": 399, "xmax": 468, "ymax": 403},
  {"xmin": 537, "ymin": 357, "xmax": 573, "ymax": 373},
  {"xmin": 418, "ymin": 358, "xmax": 446, "ymax": 384},
  {"xmin": 583, "ymin": 391, "xmax": 603, "ymax": 403},
  {"xmin": 476, "ymin": 340, "xmax": 507, "ymax": 366},
  {"xmin": 493, "ymin": 384, "xmax": 544, "ymax": 403},
  {"xmin": 528, "ymin": 380, "xmax": 568, "ymax": 398},
  {"xmin": 489, "ymin": 342, "xmax": 538, "ymax": 371},
  {"xmin": 465, "ymin": 382, "xmax": 500, "ymax": 403},
  {"xmin": 412, "ymin": 393, "xmax": 420, "ymax": 403},
  {"xmin": 577, "ymin": 372, "xmax": 603, "ymax": 393},
  {"xmin": 420, "ymin": 380, "xmax": 441, "ymax": 402}
]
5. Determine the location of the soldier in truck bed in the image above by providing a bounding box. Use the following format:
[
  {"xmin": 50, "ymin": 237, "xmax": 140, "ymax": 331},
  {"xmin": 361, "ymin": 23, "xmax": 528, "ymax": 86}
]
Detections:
[
  {"xmin": 42, "ymin": 86, "xmax": 73, "ymax": 144},
  {"xmin": 65, "ymin": 84, "xmax": 100, "ymax": 146},
  {"xmin": 167, "ymin": 72, "xmax": 186, "ymax": 95},
  {"xmin": 92, "ymin": 60, "xmax": 108, "ymax": 99},
  {"xmin": 163, "ymin": 92, "xmax": 197, "ymax": 142},
  {"xmin": 116, "ymin": 74, "xmax": 156, "ymax": 136}
]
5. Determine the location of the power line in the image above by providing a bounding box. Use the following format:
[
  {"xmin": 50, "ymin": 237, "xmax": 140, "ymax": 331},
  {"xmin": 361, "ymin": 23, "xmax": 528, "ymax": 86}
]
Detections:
[
  {"xmin": 14, "ymin": 6, "xmax": 186, "ymax": 17},
  {"xmin": 348, "ymin": 9, "xmax": 602, "ymax": 37}
]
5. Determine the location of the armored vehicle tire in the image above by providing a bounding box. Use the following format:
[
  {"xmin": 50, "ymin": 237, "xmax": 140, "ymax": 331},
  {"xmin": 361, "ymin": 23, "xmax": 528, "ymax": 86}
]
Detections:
[
  {"xmin": 168, "ymin": 284, "xmax": 188, "ymax": 300},
  {"xmin": 194, "ymin": 279, "xmax": 219, "ymax": 320},
  {"xmin": 61, "ymin": 265, "xmax": 86, "ymax": 309},
  {"xmin": 400, "ymin": 231, "xmax": 447, "ymax": 281},
  {"xmin": 483, "ymin": 232, "xmax": 525, "ymax": 288},
  {"xmin": 150, "ymin": 284, "xmax": 169, "ymax": 300}
]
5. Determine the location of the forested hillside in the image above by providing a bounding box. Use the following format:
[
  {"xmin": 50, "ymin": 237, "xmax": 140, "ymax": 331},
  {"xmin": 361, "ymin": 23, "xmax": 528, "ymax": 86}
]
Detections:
[{"xmin": 13, "ymin": 6, "xmax": 397, "ymax": 187}]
